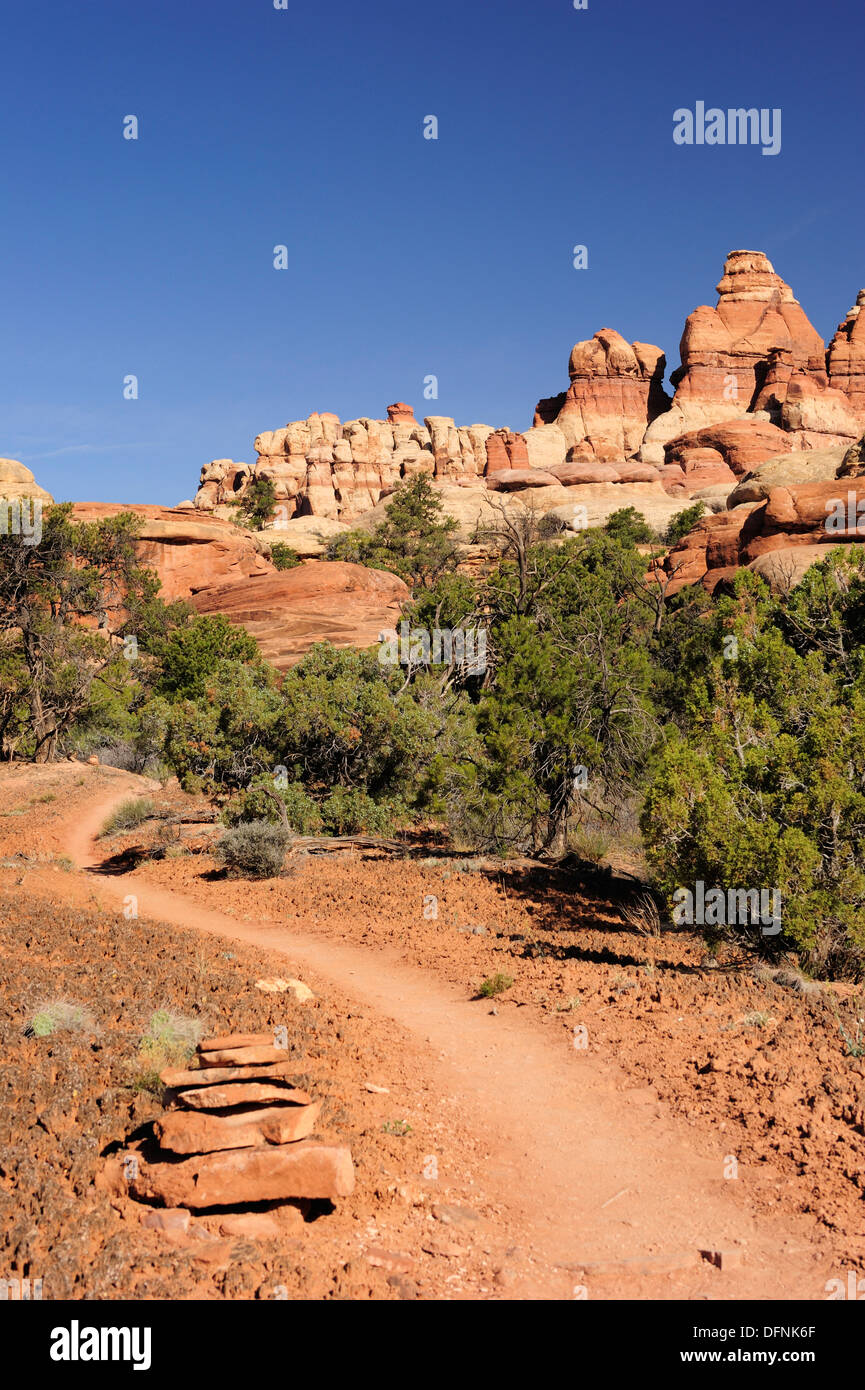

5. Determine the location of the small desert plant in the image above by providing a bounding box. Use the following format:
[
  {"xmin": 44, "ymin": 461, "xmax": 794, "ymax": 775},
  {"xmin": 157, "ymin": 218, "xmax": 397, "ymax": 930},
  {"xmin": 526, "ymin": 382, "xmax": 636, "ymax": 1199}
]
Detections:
[
  {"xmin": 620, "ymin": 890, "xmax": 663, "ymax": 938},
  {"xmin": 132, "ymin": 1009, "xmax": 204, "ymax": 1094},
  {"xmin": 270, "ymin": 542, "xmax": 301, "ymax": 571},
  {"xmin": 742, "ymin": 1010, "xmax": 772, "ymax": 1029},
  {"xmin": 140, "ymin": 1009, "xmax": 203, "ymax": 1064},
  {"xmin": 28, "ymin": 999, "xmax": 96, "ymax": 1037},
  {"xmin": 100, "ymin": 797, "xmax": 155, "ymax": 836},
  {"xmin": 382, "ymin": 1119, "xmax": 412, "ymax": 1136},
  {"xmin": 664, "ymin": 501, "xmax": 705, "ymax": 546},
  {"xmin": 556, "ymin": 996, "xmax": 581, "ymax": 1012},
  {"xmin": 478, "ymin": 973, "xmax": 514, "ymax": 998},
  {"xmin": 214, "ymin": 820, "xmax": 290, "ymax": 878},
  {"xmin": 838, "ymin": 1016, "xmax": 865, "ymax": 1058},
  {"xmin": 567, "ymin": 825, "xmax": 610, "ymax": 866}
]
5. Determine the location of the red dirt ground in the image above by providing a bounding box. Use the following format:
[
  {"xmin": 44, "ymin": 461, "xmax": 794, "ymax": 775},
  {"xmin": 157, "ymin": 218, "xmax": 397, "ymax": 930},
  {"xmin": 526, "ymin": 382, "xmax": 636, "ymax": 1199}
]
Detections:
[{"xmin": 1, "ymin": 761, "xmax": 863, "ymax": 1301}]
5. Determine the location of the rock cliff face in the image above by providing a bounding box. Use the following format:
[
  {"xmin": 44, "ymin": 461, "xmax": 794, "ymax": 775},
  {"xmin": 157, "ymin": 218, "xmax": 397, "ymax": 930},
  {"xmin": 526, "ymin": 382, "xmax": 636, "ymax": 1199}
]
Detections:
[
  {"xmin": 68, "ymin": 504, "xmax": 273, "ymax": 602},
  {"xmin": 641, "ymin": 251, "xmax": 863, "ymax": 462},
  {"xmin": 190, "ymin": 251, "xmax": 865, "ymax": 539},
  {"xmin": 828, "ymin": 291, "xmax": 865, "ymax": 420},
  {"xmin": 533, "ymin": 329, "xmax": 670, "ymax": 462}
]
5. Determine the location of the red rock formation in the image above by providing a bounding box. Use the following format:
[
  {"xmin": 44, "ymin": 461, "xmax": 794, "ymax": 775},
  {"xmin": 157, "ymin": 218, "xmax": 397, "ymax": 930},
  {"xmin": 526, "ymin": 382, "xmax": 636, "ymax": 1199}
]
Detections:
[
  {"xmin": 661, "ymin": 454, "xmax": 865, "ymax": 596},
  {"xmin": 534, "ymin": 329, "xmax": 670, "ymax": 462},
  {"xmin": 191, "ymin": 560, "xmax": 409, "ymax": 670},
  {"xmin": 69, "ymin": 503, "xmax": 273, "ymax": 602},
  {"xmin": 641, "ymin": 251, "xmax": 850, "ymax": 461},
  {"xmin": 678, "ymin": 250, "xmax": 826, "ymax": 402},
  {"xmin": 662, "ymin": 419, "xmax": 793, "ymax": 491},
  {"xmin": 187, "ymin": 256, "xmax": 865, "ymax": 539},
  {"xmin": 827, "ymin": 291, "xmax": 865, "ymax": 422},
  {"xmin": 483, "ymin": 429, "xmax": 530, "ymax": 474}
]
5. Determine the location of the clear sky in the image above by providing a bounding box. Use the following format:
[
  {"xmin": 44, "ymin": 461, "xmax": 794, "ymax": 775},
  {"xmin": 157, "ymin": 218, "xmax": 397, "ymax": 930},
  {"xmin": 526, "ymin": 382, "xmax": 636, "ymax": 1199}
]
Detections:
[{"xmin": 2, "ymin": 0, "xmax": 863, "ymax": 505}]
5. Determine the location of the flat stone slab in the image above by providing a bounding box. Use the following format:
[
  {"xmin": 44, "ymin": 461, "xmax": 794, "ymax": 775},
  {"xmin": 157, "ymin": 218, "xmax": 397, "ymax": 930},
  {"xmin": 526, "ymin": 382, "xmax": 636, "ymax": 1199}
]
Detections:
[
  {"xmin": 160, "ymin": 1062, "xmax": 302, "ymax": 1087},
  {"xmin": 198, "ymin": 1046, "xmax": 292, "ymax": 1067},
  {"xmin": 155, "ymin": 1101, "xmax": 320, "ymax": 1154},
  {"xmin": 176, "ymin": 1082, "xmax": 312, "ymax": 1110},
  {"xmin": 130, "ymin": 1142, "xmax": 355, "ymax": 1208},
  {"xmin": 199, "ymin": 1032, "xmax": 277, "ymax": 1051}
]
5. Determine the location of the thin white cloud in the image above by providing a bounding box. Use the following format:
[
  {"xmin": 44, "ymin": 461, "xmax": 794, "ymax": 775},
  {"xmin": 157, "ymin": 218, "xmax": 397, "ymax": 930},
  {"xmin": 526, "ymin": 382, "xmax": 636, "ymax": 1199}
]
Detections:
[{"xmin": 14, "ymin": 443, "xmax": 164, "ymax": 461}]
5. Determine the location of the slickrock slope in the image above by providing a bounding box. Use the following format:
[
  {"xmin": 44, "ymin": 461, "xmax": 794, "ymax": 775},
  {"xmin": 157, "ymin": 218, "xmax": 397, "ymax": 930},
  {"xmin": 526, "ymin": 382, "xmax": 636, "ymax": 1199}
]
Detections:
[
  {"xmin": 190, "ymin": 561, "xmax": 409, "ymax": 670},
  {"xmin": 48, "ymin": 504, "xmax": 408, "ymax": 669}
]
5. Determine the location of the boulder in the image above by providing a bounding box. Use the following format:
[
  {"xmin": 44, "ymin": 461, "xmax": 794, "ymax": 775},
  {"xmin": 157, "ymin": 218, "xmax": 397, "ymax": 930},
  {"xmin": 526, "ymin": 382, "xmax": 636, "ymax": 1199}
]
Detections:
[
  {"xmin": 522, "ymin": 424, "xmax": 568, "ymax": 472},
  {"xmin": 664, "ymin": 419, "xmax": 792, "ymax": 478},
  {"xmin": 485, "ymin": 468, "xmax": 560, "ymax": 491},
  {"xmin": 547, "ymin": 462, "xmax": 622, "ymax": 485}
]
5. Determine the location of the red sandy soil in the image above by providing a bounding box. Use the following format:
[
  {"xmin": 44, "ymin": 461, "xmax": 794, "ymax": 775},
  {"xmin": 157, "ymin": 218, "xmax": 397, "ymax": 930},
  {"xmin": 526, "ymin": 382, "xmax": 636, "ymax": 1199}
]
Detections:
[{"xmin": 1, "ymin": 762, "xmax": 863, "ymax": 1301}]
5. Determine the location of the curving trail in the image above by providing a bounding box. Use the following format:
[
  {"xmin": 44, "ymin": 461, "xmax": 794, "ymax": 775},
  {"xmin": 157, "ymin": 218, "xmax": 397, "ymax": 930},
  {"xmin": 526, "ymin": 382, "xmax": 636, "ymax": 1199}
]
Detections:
[{"xmin": 62, "ymin": 776, "xmax": 834, "ymax": 1300}]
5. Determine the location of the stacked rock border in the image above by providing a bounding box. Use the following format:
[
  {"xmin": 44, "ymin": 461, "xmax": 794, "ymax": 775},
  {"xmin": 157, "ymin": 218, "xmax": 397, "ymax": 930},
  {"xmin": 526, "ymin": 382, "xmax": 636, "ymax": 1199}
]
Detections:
[{"xmin": 128, "ymin": 1030, "xmax": 354, "ymax": 1211}]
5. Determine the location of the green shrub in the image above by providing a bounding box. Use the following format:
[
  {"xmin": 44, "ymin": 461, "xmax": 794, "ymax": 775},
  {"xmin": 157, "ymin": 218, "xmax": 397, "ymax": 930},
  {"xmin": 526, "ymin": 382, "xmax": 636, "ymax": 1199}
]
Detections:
[
  {"xmin": 214, "ymin": 820, "xmax": 290, "ymax": 878},
  {"xmin": 239, "ymin": 476, "xmax": 277, "ymax": 530},
  {"xmin": 324, "ymin": 475, "xmax": 458, "ymax": 589},
  {"xmin": 321, "ymin": 788, "xmax": 397, "ymax": 835},
  {"xmin": 270, "ymin": 542, "xmax": 301, "ymax": 571},
  {"xmin": 605, "ymin": 507, "xmax": 655, "ymax": 546},
  {"xmin": 224, "ymin": 776, "xmax": 323, "ymax": 834},
  {"xmin": 665, "ymin": 502, "xmax": 705, "ymax": 546},
  {"xmin": 152, "ymin": 615, "xmax": 260, "ymax": 701},
  {"xmin": 100, "ymin": 797, "xmax": 155, "ymax": 836}
]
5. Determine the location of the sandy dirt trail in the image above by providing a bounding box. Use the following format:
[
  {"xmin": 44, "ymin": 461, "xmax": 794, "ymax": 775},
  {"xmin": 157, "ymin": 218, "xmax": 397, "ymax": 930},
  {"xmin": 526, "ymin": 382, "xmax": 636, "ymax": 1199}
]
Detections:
[{"xmin": 61, "ymin": 775, "xmax": 837, "ymax": 1300}]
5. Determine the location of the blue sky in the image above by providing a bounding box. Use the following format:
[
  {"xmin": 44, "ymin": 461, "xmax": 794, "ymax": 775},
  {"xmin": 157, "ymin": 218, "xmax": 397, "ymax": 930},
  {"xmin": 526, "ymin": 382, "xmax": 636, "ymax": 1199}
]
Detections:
[{"xmin": 1, "ymin": 0, "xmax": 863, "ymax": 505}]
